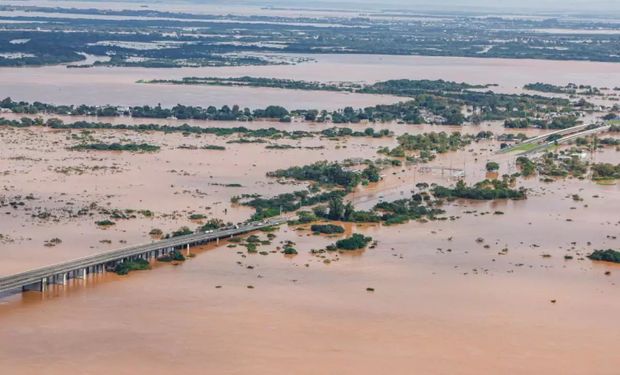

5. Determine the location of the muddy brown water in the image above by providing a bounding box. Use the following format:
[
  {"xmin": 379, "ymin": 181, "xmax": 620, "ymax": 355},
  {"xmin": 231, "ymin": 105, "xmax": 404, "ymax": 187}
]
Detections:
[
  {"xmin": 1, "ymin": 121, "xmax": 618, "ymax": 374},
  {"xmin": 1, "ymin": 54, "xmax": 620, "ymax": 109},
  {"xmin": 0, "ymin": 52, "xmax": 619, "ymax": 373}
]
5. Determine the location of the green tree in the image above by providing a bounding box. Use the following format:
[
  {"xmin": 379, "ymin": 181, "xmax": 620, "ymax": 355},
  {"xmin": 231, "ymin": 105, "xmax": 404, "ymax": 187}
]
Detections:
[
  {"xmin": 328, "ymin": 197, "xmax": 344, "ymax": 220},
  {"xmin": 486, "ymin": 161, "xmax": 500, "ymax": 172}
]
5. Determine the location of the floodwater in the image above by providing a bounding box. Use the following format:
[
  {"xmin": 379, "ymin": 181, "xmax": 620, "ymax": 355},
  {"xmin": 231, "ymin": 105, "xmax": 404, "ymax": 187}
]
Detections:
[
  {"xmin": 1, "ymin": 54, "xmax": 620, "ymax": 109},
  {"xmin": 0, "ymin": 115, "xmax": 619, "ymax": 374},
  {"xmin": 0, "ymin": 33, "xmax": 620, "ymax": 373}
]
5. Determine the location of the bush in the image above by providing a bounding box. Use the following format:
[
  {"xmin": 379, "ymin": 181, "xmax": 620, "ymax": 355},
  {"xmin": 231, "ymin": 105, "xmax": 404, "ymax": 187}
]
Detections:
[
  {"xmin": 335, "ymin": 234, "xmax": 373, "ymax": 250},
  {"xmin": 432, "ymin": 179, "xmax": 526, "ymax": 200},
  {"xmin": 158, "ymin": 250, "xmax": 186, "ymax": 262},
  {"xmin": 588, "ymin": 249, "xmax": 620, "ymax": 263},
  {"xmin": 311, "ymin": 224, "xmax": 345, "ymax": 234},
  {"xmin": 283, "ymin": 246, "xmax": 298, "ymax": 255},
  {"xmin": 169, "ymin": 226, "xmax": 193, "ymax": 237},
  {"xmin": 96, "ymin": 220, "xmax": 115, "ymax": 226},
  {"xmin": 485, "ymin": 161, "xmax": 500, "ymax": 172},
  {"xmin": 516, "ymin": 156, "xmax": 536, "ymax": 177},
  {"xmin": 115, "ymin": 259, "xmax": 150, "ymax": 275}
]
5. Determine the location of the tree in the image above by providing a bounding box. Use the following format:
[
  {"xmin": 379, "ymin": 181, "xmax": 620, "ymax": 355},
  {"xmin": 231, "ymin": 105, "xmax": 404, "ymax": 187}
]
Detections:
[
  {"xmin": 328, "ymin": 197, "xmax": 344, "ymax": 220},
  {"xmin": 486, "ymin": 161, "xmax": 500, "ymax": 172},
  {"xmin": 362, "ymin": 164, "xmax": 381, "ymax": 183},
  {"xmin": 343, "ymin": 202, "xmax": 354, "ymax": 221}
]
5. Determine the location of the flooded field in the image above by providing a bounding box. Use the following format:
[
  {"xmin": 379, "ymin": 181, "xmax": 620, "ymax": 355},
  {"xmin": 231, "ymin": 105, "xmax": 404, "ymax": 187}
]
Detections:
[
  {"xmin": 1, "ymin": 54, "xmax": 620, "ymax": 108},
  {"xmin": 0, "ymin": 109, "xmax": 619, "ymax": 374},
  {"xmin": 0, "ymin": 6, "xmax": 619, "ymax": 370}
]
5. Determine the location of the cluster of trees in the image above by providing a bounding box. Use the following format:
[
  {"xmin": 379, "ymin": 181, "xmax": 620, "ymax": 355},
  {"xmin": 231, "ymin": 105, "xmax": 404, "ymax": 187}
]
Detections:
[
  {"xmin": 591, "ymin": 163, "xmax": 620, "ymax": 180},
  {"xmin": 504, "ymin": 115, "xmax": 580, "ymax": 130},
  {"xmin": 150, "ymin": 77, "xmax": 488, "ymax": 97},
  {"xmin": 516, "ymin": 156, "xmax": 536, "ymax": 177},
  {"xmin": 70, "ymin": 143, "xmax": 160, "ymax": 152},
  {"xmin": 485, "ymin": 161, "xmax": 500, "ymax": 172},
  {"xmin": 524, "ymin": 82, "xmax": 602, "ymax": 96},
  {"xmin": 524, "ymin": 83, "xmax": 577, "ymax": 94},
  {"xmin": 198, "ymin": 219, "xmax": 226, "ymax": 231},
  {"xmin": 309, "ymin": 192, "xmax": 444, "ymax": 226},
  {"xmin": 0, "ymin": 116, "xmax": 314, "ymax": 139},
  {"xmin": 310, "ymin": 224, "xmax": 345, "ymax": 234},
  {"xmin": 147, "ymin": 76, "xmax": 360, "ymax": 92},
  {"xmin": 114, "ymin": 259, "xmax": 150, "ymax": 275},
  {"xmin": 267, "ymin": 161, "xmax": 381, "ymax": 189},
  {"xmin": 1, "ymin": 80, "xmax": 583, "ymax": 127},
  {"xmin": 320, "ymin": 127, "xmax": 390, "ymax": 138},
  {"xmin": 310, "ymin": 197, "xmax": 381, "ymax": 223},
  {"xmin": 538, "ymin": 152, "xmax": 588, "ymax": 178},
  {"xmin": 166, "ymin": 227, "xmax": 193, "ymax": 238},
  {"xmin": 432, "ymin": 179, "xmax": 526, "ymax": 200},
  {"xmin": 157, "ymin": 250, "xmax": 187, "ymax": 262},
  {"xmin": 334, "ymin": 234, "xmax": 373, "ymax": 251},
  {"xmin": 0, "ymin": 98, "xmax": 292, "ymax": 122},
  {"xmin": 153, "ymin": 78, "xmax": 545, "ymax": 126},
  {"xmin": 242, "ymin": 190, "xmax": 347, "ymax": 221},
  {"xmin": 588, "ymin": 249, "xmax": 620, "ymax": 263},
  {"xmin": 373, "ymin": 195, "xmax": 445, "ymax": 225},
  {"xmin": 379, "ymin": 131, "xmax": 472, "ymax": 162},
  {"xmin": 397, "ymin": 132, "xmax": 471, "ymax": 154}
]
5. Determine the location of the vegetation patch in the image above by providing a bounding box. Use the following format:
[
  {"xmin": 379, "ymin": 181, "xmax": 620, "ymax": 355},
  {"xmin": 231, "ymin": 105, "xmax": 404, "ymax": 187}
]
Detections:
[
  {"xmin": 114, "ymin": 259, "xmax": 151, "ymax": 275},
  {"xmin": 70, "ymin": 143, "xmax": 160, "ymax": 152},
  {"xmin": 158, "ymin": 250, "xmax": 186, "ymax": 262},
  {"xmin": 588, "ymin": 249, "xmax": 620, "ymax": 264},
  {"xmin": 95, "ymin": 220, "xmax": 115, "ymax": 227},
  {"xmin": 433, "ymin": 179, "xmax": 526, "ymax": 200},
  {"xmin": 335, "ymin": 234, "xmax": 373, "ymax": 251},
  {"xmin": 311, "ymin": 224, "xmax": 345, "ymax": 234}
]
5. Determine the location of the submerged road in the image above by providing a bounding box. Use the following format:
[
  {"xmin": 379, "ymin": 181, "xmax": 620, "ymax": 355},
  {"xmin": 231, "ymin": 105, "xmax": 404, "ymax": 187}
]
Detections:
[{"xmin": 0, "ymin": 218, "xmax": 287, "ymax": 296}]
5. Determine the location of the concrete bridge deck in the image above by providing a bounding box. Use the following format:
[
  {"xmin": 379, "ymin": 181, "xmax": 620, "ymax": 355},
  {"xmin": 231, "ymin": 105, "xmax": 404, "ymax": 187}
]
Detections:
[
  {"xmin": 498, "ymin": 122, "xmax": 606, "ymax": 154},
  {"xmin": 519, "ymin": 124, "xmax": 612, "ymax": 156},
  {"xmin": 0, "ymin": 218, "xmax": 286, "ymax": 296}
]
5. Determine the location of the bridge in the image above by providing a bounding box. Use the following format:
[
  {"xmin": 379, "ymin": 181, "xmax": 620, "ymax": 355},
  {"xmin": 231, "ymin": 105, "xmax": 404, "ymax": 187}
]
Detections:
[
  {"xmin": 518, "ymin": 124, "xmax": 612, "ymax": 156},
  {"xmin": 496, "ymin": 122, "xmax": 611, "ymax": 155},
  {"xmin": 0, "ymin": 218, "xmax": 287, "ymax": 297},
  {"xmin": 497, "ymin": 122, "xmax": 607, "ymax": 154}
]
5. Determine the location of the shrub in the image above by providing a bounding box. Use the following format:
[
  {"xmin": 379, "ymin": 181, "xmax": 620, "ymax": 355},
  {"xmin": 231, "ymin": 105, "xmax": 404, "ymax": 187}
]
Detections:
[
  {"xmin": 311, "ymin": 224, "xmax": 345, "ymax": 234},
  {"xmin": 158, "ymin": 250, "xmax": 186, "ymax": 262},
  {"xmin": 485, "ymin": 161, "xmax": 500, "ymax": 172},
  {"xmin": 115, "ymin": 259, "xmax": 150, "ymax": 275},
  {"xmin": 96, "ymin": 220, "xmax": 115, "ymax": 226},
  {"xmin": 335, "ymin": 234, "xmax": 373, "ymax": 250},
  {"xmin": 588, "ymin": 249, "xmax": 620, "ymax": 263}
]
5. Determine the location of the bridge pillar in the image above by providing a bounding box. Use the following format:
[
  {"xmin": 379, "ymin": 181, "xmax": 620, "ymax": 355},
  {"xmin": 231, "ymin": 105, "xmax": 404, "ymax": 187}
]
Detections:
[
  {"xmin": 186, "ymin": 244, "xmax": 190, "ymax": 256},
  {"xmin": 51, "ymin": 273, "xmax": 67, "ymax": 285},
  {"xmin": 76, "ymin": 268, "xmax": 87, "ymax": 279},
  {"xmin": 216, "ymin": 237, "xmax": 219, "ymax": 245},
  {"xmin": 40, "ymin": 277, "xmax": 48, "ymax": 292}
]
